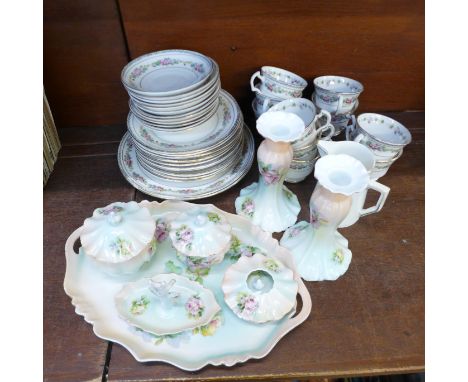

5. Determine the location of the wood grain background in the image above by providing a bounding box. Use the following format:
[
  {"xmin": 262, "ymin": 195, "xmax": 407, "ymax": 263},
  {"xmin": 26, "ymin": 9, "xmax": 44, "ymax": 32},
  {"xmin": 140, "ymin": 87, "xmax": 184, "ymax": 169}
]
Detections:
[{"xmin": 44, "ymin": 0, "xmax": 424, "ymax": 130}]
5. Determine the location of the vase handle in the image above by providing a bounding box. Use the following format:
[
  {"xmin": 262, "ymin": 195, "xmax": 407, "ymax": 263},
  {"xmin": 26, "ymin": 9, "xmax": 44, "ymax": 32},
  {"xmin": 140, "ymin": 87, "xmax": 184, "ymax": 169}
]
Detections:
[{"xmin": 360, "ymin": 180, "xmax": 390, "ymax": 217}]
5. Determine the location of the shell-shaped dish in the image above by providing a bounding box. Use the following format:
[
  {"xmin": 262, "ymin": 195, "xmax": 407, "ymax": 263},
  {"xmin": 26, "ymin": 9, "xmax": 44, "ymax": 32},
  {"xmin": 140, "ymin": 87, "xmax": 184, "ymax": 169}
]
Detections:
[
  {"xmin": 256, "ymin": 111, "xmax": 305, "ymax": 143},
  {"xmin": 81, "ymin": 201, "xmax": 156, "ymax": 263},
  {"xmin": 314, "ymin": 154, "xmax": 369, "ymax": 196},
  {"xmin": 222, "ymin": 253, "xmax": 298, "ymax": 323},
  {"xmin": 115, "ymin": 273, "xmax": 221, "ymax": 336},
  {"xmin": 169, "ymin": 206, "xmax": 231, "ymax": 258}
]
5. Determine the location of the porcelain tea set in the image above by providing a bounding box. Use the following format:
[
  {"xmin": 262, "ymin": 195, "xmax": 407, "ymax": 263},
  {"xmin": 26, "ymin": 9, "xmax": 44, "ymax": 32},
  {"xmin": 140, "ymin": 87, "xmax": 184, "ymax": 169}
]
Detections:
[{"xmin": 65, "ymin": 50, "xmax": 412, "ymax": 370}]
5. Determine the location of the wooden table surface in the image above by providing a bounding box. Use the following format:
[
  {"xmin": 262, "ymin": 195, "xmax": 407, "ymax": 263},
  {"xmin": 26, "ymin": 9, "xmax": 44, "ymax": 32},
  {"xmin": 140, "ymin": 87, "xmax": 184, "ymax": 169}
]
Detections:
[{"xmin": 44, "ymin": 111, "xmax": 424, "ymax": 382}]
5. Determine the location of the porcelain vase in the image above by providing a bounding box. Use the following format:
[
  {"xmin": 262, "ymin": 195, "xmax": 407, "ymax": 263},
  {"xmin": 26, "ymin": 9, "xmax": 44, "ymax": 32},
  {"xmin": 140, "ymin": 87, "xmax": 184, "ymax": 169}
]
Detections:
[{"xmin": 235, "ymin": 112, "xmax": 305, "ymax": 233}]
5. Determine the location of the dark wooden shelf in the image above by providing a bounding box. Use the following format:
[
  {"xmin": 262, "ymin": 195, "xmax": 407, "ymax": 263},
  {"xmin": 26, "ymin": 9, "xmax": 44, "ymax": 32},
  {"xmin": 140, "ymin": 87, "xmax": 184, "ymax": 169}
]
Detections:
[{"xmin": 44, "ymin": 111, "xmax": 424, "ymax": 382}]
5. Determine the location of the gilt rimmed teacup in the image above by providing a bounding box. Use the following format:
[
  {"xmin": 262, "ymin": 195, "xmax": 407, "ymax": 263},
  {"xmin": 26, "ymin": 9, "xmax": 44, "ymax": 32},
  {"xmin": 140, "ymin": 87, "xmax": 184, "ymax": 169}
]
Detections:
[
  {"xmin": 346, "ymin": 113, "xmax": 412, "ymax": 159},
  {"xmin": 251, "ymin": 66, "xmax": 307, "ymax": 99},
  {"xmin": 313, "ymin": 75, "xmax": 363, "ymax": 115}
]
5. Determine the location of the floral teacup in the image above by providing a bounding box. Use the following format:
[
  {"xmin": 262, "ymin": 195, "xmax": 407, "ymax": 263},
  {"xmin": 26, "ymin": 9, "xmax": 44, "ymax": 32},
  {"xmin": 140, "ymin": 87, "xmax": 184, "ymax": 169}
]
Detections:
[
  {"xmin": 313, "ymin": 75, "xmax": 363, "ymax": 115},
  {"xmin": 251, "ymin": 66, "xmax": 307, "ymax": 99},
  {"xmin": 346, "ymin": 113, "xmax": 412, "ymax": 159}
]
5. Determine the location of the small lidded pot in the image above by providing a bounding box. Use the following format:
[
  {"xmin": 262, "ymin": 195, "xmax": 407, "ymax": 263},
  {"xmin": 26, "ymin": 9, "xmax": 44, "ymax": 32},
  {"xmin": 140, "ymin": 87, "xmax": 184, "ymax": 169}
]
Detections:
[
  {"xmin": 169, "ymin": 206, "xmax": 231, "ymax": 272},
  {"xmin": 80, "ymin": 202, "xmax": 156, "ymax": 276}
]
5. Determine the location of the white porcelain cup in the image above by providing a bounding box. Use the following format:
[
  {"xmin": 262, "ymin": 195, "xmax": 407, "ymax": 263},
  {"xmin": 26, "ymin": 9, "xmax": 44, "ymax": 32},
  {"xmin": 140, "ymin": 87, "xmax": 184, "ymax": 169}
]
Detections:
[
  {"xmin": 313, "ymin": 75, "xmax": 363, "ymax": 115},
  {"xmin": 317, "ymin": 140, "xmax": 390, "ymax": 228},
  {"xmin": 346, "ymin": 113, "xmax": 412, "ymax": 160},
  {"xmin": 251, "ymin": 66, "xmax": 307, "ymax": 99}
]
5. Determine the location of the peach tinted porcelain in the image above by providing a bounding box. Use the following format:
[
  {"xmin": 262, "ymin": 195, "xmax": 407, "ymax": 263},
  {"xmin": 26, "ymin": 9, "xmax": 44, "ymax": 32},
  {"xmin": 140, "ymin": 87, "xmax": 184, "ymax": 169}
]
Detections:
[{"xmin": 235, "ymin": 112, "xmax": 305, "ymax": 232}]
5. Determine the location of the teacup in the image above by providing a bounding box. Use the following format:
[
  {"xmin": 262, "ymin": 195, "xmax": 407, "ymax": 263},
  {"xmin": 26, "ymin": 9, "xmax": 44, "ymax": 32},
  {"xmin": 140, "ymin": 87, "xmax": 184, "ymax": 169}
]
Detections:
[
  {"xmin": 313, "ymin": 75, "xmax": 363, "ymax": 115},
  {"xmin": 268, "ymin": 98, "xmax": 335, "ymax": 148},
  {"xmin": 251, "ymin": 66, "xmax": 307, "ymax": 99},
  {"xmin": 346, "ymin": 113, "xmax": 412, "ymax": 159},
  {"xmin": 253, "ymin": 84, "xmax": 283, "ymax": 113}
]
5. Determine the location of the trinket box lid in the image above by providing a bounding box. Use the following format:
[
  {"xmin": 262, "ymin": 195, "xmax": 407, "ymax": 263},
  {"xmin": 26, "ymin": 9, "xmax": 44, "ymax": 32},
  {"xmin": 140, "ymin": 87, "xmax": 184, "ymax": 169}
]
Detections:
[
  {"xmin": 169, "ymin": 206, "xmax": 232, "ymax": 257},
  {"xmin": 222, "ymin": 253, "xmax": 298, "ymax": 323},
  {"xmin": 81, "ymin": 201, "xmax": 155, "ymax": 263},
  {"xmin": 115, "ymin": 273, "xmax": 221, "ymax": 335}
]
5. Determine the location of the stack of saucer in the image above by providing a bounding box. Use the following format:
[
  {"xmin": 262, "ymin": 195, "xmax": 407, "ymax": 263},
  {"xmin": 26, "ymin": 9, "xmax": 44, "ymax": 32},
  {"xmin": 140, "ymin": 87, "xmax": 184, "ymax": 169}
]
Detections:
[
  {"xmin": 311, "ymin": 75, "xmax": 364, "ymax": 136},
  {"xmin": 250, "ymin": 66, "xmax": 307, "ymax": 119},
  {"xmin": 267, "ymin": 98, "xmax": 334, "ymax": 183},
  {"xmin": 117, "ymin": 50, "xmax": 254, "ymax": 200}
]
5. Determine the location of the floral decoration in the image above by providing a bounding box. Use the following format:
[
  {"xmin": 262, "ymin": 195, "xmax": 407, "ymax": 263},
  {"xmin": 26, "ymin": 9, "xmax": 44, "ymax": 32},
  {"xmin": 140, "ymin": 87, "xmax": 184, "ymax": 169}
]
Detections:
[
  {"xmin": 207, "ymin": 212, "xmax": 221, "ymax": 223},
  {"xmin": 130, "ymin": 296, "xmax": 150, "ymax": 315},
  {"xmin": 155, "ymin": 218, "xmax": 170, "ymax": 243},
  {"xmin": 240, "ymin": 198, "xmax": 255, "ymax": 218},
  {"xmin": 173, "ymin": 225, "xmax": 194, "ymax": 252},
  {"xmin": 110, "ymin": 237, "xmax": 133, "ymax": 257},
  {"xmin": 192, "ymin": 311, "xmax": 224, "ymax": 337},
  {"xmin": 332, "ymin": 249, "xmax": 344, "ymax": 264},
  {"xmin": 264, "ymin": 82, "xmax": 301, "ymax": 97},
  {"xmin": 185, "ymin": 295, "xmax": 205, "ymax": 319},
  {"xmin": 236, "ymin": 292, "xmax": 259, "ymax": 316},
  {"xmin": 129, "ymin": 58, "xmax": 205, "ymax": 83},
  {"xmin": 287, "ymin": 222, "xmax": 309, "ymax": 238},
  {"xmin": 263, "ymin": 258, "xmax": 280, "ymax": 273},
  {"xmin": 317, "ymin": 93, "xmax": 339, "ymax": 104},
  {"xmin": 225, "ymin": 235, "xmax": 264, "ymax": 262},
  {"xmin": 98, "ymin": 205, "xmax": 124, "ymax": 215},
  {"xmin": 259, "ymin": 161, "xmax": 283, "ymax": 185},
  {"xmin": 310, "ymin": 205, "xmax": 328, "ymax": 228}
]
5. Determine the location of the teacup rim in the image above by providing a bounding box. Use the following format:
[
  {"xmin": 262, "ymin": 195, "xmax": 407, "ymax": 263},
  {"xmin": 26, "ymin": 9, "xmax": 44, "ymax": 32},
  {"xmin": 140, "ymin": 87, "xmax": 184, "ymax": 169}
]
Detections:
[
  {"xmin": 313, "ymin": 75, "xmax": 364, "ymax": 95},
  {"xmin": 261, "ymin": 66, "xmax": 308, "ymax": 89},
  {"xmin": 357, "ymin": 113, "xmax": 412, "ymax": 147}
]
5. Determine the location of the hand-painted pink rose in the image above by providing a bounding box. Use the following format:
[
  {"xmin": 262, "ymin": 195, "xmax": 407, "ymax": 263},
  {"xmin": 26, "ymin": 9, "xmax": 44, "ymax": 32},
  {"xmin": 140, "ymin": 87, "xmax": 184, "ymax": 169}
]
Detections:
[
  {"xmin": 244, "ymin": 296, "xmax": 259, "ymax": 314},
  {"xmin": 181, "ymin": 229, "xmax": 193, "ymax": 243},
  {"xmin": 240, "ymin": 246, "xmax": 254, "ymax": 257},
  {"xmin": 310, "ymin": 210, "xmax": 320, "ymax": 228},
  {"xmin": 243, "ymin": 200, "xmax": 254, "ymax": 215},
  {"xmin": 155, "ymin": 221, "xmax": 168, "ymax": 242},
  {"xmin": 132, "ymin": 68, "xmax": 142, "ymax": 77},
  {"xmin": 185, "ymin": 296, "xmax": 204, "ymax": 317},
  {"xmin": 262, "ymin": 170, "xmax": 280, "ymax": 185},
  {"xmin": 161, "ymin": 58, "xmax": 172, "ymax": 65}
]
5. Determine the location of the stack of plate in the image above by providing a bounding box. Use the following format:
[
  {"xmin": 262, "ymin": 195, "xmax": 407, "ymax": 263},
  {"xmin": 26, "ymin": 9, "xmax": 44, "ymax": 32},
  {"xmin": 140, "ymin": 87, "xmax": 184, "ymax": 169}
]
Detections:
[{"xmin": 118, "ymin": 50, "xmax": 254, "ymax": 200}]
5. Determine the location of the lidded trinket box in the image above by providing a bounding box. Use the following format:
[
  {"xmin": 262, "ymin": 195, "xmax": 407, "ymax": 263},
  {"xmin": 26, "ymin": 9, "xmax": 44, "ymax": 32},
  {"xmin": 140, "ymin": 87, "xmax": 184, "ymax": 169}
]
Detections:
[
  {"xmin": 80, "ymin": 201, "xmax": 156, "ymax": 276},
  {"xmin": 169, "ymin": 205, "xmax": 232, "ymax": 271}
]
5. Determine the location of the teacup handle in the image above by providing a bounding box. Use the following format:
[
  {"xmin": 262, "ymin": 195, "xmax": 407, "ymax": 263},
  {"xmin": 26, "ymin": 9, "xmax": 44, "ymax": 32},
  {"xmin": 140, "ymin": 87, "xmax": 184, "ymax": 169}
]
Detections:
[
  {"xmin": 250, "ymin": 71, "xmax": 264, "ymax": 94},
  {"xmin": 345, "ymin": 115, "xmax": 358, "ymax": 141},
  {"xmin": 360, "ymin": 180, "xmax": 390, "ymax": 217},
  {"xmin": 261, "ymin": 97, "xmax": 273, "ymax": 113},
  {"xmin": 314, "ymin": 110, "xmax": 335, "ymax": 140}
]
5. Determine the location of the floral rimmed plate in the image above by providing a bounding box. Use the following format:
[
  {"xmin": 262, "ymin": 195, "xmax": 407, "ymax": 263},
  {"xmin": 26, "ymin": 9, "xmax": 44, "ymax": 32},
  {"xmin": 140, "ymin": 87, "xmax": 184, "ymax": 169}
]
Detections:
[
  {"xmin": 115, "ymin": 273, "xmax": 221, "ymax": 336},
  {"xmin": 64, "ymin": 200, "xmax": 311, "ymax": 370},
  {"xmin": 117, "ymin": 125, "xmax": 254, "ymax": 200},
  {"xmin": 222, "ymin": 254, "xmax": 298, "ymax": 323},
  {"xmin": 121, "ymin": 49, "xmax": 213, "ymax": 96}
]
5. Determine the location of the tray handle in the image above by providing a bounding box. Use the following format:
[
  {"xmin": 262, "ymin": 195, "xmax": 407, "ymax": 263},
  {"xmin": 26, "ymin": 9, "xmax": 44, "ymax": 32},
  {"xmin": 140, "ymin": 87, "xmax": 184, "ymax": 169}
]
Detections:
[
  {"xmin": 65, "ymin": 227, "xmax": 83, "ymax": 257},
  {"xmin": 284, "ymin": 280, "xmax": 312, "ymax": 330}
]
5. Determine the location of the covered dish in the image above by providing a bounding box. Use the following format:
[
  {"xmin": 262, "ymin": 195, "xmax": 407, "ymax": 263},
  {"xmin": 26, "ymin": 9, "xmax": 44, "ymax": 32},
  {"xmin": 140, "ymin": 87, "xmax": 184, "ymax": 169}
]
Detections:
[
  {"xmin": 222, "ymin": 253, "xmax": 298, "ymax": 323},
  {"xmin": 80, "ymin": 201, "xmax": 156, "ymax": 275},
  {"xmin": 169, "ymin": 205, "xmax": 232, "ymax": 271},
  {"xmin": 115, "ymin": 273, "xmax": 221, "ymax": 336}
]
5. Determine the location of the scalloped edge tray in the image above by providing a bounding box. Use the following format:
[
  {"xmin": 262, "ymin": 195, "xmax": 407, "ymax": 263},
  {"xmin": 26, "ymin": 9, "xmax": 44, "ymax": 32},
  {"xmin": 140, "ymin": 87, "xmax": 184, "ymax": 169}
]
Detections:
[{"xmin": 64, "ymin": 200, "xmax": 312, "ymax": 371}]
